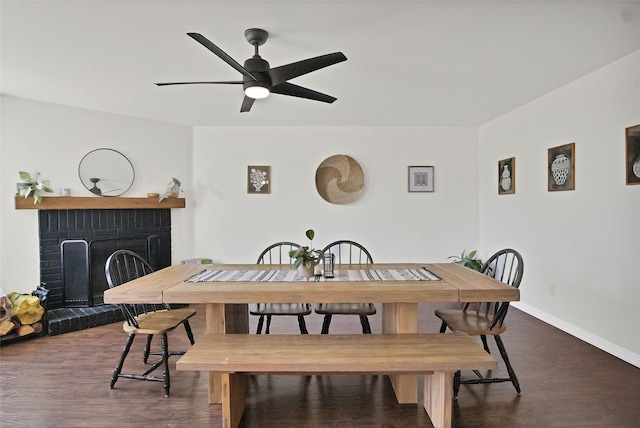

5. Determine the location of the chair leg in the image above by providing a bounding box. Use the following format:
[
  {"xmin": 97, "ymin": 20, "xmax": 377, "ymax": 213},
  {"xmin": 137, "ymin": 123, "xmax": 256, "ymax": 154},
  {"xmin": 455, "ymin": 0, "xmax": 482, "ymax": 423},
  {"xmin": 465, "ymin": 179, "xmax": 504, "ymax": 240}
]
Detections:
[
  {"xmin": 359, "ymin": 315, "xmax": 372, "ymax": 334},
  {"xmin": 111, "ymin": 333, "xmax": 135, "ymax": 389},
  {"xmin": 265, "ymin": 315, "xmax": 272, "ymax": 334},
  {"xmin": 480, "ymin": 334, "xmax": 490, "ymax": 354},
  {"xmin": 321, "ymin": 314, "xmax": 332, "ymax": 334},
  {"xmin": 256, "ymin": 315, "xmax": 264, "ymax": 334},
  {"xmin": 183, "ymin": 320, "xmax": 195, "ymax": 345},
  {"xmin": 143, "ymin": 334, "xmax": 153, "ymax": 363},
  {"xmin": 453, "ymin": 370, "xmax": 461, "ymax": 399},
  {"xmin": 297, "ymin": 315, "xmax": 309, "ymax": 334},
  {"xmin": 495, "ymin": 335, "xmax": 521, "ymax": 394},
  {"xmin": 161, "ymin": 333, "xmax": 170, "ymax": 397},
  {"xmin": 439, "ymin": 321, "xmax": 447, "ymax": 333}
]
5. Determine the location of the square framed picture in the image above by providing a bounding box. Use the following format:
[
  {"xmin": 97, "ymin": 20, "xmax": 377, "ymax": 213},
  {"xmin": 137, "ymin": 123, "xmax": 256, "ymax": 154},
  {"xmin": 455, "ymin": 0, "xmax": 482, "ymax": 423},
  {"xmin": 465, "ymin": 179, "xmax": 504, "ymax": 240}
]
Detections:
[
  {"xmin": 548, "ymin": 143, "xmax": 575, "ymax": 191},
  {"xmin": 247, "ymin": 166, "xmax": 270, "ymax": 194},
  {"xmin": 498, "ymin": 157, "xmax": 515, "ymax": 195},
  {"xmin": 408, "ymin": 166, "xmax": 434, "ymax": 192},
  {"xmin": 626, "ymin": 124, "xmax": 640, "ymax": 185}
]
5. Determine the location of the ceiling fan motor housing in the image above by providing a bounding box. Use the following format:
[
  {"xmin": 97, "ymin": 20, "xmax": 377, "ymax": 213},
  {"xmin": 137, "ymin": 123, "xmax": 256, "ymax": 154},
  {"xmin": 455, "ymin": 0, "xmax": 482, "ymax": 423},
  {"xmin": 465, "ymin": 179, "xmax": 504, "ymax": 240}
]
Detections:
[{"xmin": 243, "ymin": 55, "xmax": 272, "ymax": 92}]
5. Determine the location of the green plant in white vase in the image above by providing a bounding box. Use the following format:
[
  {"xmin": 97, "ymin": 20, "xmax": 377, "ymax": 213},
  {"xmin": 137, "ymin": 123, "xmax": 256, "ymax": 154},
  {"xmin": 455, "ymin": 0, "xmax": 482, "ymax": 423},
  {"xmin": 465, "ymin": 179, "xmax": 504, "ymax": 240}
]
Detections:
[
  {"xmin": 17, "ymin": 171, "xmax": 53, "ymax": 204},
  {"xmin": 289, "ymin": 229, "xmax": 322, "ymax": 276},
  {"xmin": 159, "ymin": 177, "xmax": 182, "ymax": 201}
]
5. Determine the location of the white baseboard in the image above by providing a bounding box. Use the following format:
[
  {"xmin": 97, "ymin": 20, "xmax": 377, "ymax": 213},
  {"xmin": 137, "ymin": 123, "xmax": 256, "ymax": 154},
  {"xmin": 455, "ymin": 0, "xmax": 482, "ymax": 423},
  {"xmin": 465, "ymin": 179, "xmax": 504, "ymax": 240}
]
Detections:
[{"xmin": 512, "ymin": 302, "xmax": 640, "ymax": 368}]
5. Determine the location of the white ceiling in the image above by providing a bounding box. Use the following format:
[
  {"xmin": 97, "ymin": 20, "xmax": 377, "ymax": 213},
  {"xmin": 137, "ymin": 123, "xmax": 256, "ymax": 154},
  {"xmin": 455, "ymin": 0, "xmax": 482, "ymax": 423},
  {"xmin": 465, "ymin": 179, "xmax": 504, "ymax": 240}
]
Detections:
[{"xmin": 1, "ymin": 1, "xmax": 638, "ymax": 127}]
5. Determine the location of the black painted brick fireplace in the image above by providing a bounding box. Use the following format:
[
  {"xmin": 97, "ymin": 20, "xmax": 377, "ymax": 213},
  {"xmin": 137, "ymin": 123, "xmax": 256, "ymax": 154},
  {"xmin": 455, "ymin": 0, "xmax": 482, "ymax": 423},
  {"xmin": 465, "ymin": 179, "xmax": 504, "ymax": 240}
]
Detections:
[{"xmin": 39, "ymin": 208, "xmax": 172, "ymax": 335}]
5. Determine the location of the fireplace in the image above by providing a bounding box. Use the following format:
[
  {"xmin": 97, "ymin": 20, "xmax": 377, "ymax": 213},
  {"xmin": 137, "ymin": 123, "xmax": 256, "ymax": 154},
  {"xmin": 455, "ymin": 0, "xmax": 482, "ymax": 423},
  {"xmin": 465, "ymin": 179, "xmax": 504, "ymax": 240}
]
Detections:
[{"xmin": 38, "ymin": 208, "xmax": 173, "ymax": 334}]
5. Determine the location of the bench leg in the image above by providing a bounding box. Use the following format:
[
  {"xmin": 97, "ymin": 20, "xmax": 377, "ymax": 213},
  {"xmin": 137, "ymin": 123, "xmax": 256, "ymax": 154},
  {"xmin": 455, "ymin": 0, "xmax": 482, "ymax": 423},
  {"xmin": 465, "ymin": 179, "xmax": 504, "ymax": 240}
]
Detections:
[
  {"xmin": 423, "ymin": 371, "xmax": 453, "ymax": 428},
  {"xmin": 208, "ymin": 372, "xmax": 218, "ymax": 404},
  {"xmin": 220, "ymin": 372, "xmax": 246, "ymax": 428}
]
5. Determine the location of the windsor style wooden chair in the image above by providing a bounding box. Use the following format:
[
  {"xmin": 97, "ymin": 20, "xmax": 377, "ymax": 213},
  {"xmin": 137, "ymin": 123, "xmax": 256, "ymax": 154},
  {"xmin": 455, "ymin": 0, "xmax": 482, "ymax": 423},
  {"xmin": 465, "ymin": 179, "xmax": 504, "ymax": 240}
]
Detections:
[
  {"xmin": 249, "ymin": 242, "xmax": 313, "ymax": 334},
  {"xmin": 434, "ymin": 248, "xmax": 524, "ymax": 398},
  {"xmin": 105, "ymin": 249, "xmax": 196, "ymax": 396},
  {"xmin": 315, "ymin": 240, "xmax": 376, "ymax": 334}
]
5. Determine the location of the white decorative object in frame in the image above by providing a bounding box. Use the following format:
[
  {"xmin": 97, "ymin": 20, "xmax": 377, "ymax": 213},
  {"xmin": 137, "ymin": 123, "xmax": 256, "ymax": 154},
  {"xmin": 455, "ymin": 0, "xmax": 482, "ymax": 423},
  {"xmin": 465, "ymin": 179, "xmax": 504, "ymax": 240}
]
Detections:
[
  {"xmin": 498, "ymin": 157, "xmax": 515, "ymax": 195},
  {"xmin": 408, "ymin": 166, "xmax": 434, "ymax": 192},
  {"xmin": 548, "ymin": 143, "xmax": 575, "ymax": 191},
  {"xmin": 248, "ymin": 166, "xmax": 270, "ymax": 194}
]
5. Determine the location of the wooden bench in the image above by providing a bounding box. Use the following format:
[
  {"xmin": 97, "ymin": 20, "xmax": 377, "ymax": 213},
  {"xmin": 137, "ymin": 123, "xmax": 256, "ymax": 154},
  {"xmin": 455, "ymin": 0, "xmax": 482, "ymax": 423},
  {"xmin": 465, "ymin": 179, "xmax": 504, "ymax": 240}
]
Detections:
[{"xmin": 176, "ymin": 333, "xmax": 497, "ymax": 428}]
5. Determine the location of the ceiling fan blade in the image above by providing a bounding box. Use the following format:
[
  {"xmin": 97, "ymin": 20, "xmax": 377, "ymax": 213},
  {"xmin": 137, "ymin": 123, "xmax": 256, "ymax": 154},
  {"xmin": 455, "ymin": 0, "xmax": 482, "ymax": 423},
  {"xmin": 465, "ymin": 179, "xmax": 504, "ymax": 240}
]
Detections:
[
  {"xmin": 155, "ymin": 81, "xmax": 243, "ymax": 86},
  {"xmin": 240, "ymin": 96, "xmax": 255, "ymax": 113},
  {"xmin": 269, "ymin": 52, "xmax": 347, "ymax": 86},
  {"xmin": 187, "ymin": 32, "xmax": 257, "ymax": 81},
  {"xmin": 271, "ymin": 82, "xmax": 337, "ymax": 103}
]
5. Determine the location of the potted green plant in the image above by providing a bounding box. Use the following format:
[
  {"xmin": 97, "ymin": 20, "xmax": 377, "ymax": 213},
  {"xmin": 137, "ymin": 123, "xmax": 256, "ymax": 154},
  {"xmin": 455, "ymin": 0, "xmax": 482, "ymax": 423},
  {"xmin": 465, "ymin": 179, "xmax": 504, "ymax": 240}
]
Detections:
[
  {"xmin": 289, "ymin": 229, "xmax": 322, "ymax": 277},
  {"xmin": 448, "ymin": 249, "xmax": 483, "ymax": 272},
  {"xmin": 17, "ymin": 171, "xmax": 53, "ymax": 204},
  {"xmin": 159, "ymin": 177, "xmax": 182, "ymax": 201}
]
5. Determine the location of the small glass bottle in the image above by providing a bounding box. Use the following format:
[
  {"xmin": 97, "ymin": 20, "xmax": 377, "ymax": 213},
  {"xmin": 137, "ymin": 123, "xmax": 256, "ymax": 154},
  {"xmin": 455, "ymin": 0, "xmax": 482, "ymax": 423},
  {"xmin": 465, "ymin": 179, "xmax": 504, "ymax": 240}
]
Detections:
[{"xmin": 323, "ymin": 253, "xmax": 335, "ymax": 278}]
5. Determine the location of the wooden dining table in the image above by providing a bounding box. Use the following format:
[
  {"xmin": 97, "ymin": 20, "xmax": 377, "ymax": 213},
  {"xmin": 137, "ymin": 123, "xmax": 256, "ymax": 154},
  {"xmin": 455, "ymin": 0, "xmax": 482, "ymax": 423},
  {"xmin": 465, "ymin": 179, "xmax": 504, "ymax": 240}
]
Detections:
[{"xmin": 103, "ymin": 262, "xmax": 519, "ymax": 405}]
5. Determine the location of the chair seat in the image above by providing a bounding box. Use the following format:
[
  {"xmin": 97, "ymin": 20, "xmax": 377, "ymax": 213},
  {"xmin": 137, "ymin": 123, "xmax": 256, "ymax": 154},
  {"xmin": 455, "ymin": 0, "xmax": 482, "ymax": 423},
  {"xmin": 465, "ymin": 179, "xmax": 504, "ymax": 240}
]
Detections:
[
  {"xmin": 250, "ymin": 303, "xmax": 312, "ymax": 316},
  {"xmin": 122, "ymin": 308, "xmax": 197, "ymax": 335},
  {"xmin": 315, "ymin": 303, "xmax": 377, "ymax": 316},
  {"xmin": 434, "ymin": 308, "xmax": 506, "ymax": 336}
]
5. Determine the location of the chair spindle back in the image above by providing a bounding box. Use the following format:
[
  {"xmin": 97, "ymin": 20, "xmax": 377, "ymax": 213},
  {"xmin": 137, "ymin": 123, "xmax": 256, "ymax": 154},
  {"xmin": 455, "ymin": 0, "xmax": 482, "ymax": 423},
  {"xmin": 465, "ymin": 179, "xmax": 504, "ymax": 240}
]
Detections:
[
  {"xmin": 105, "ymin": 249, "xmax": 167, "ymax": 329},
  {"xmin": 256, "ymin": 242, "xmax": 301, "ymax": 264},
  {"xmin": 468, "ymin": 248, "xmax": 524, "ymax": 330},
  {"xmin": 322, "ymin": 240, "xmax": 373, "ymax": 265}
]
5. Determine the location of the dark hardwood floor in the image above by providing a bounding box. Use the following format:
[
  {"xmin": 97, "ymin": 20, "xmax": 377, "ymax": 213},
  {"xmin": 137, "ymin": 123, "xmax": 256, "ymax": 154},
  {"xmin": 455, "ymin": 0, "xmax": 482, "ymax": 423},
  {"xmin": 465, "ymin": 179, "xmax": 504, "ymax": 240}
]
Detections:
[{"xmin": 1, "ymin": 303, "xmax": 638, "ymax": 427}]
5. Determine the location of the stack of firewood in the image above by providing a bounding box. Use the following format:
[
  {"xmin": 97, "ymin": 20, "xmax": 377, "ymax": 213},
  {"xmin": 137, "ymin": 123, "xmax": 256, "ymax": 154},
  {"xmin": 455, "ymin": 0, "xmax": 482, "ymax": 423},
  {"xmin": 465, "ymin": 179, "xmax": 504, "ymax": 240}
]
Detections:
[{"xmin": 0, "ymin": 291, "xmax": 45, "ymax": 338}]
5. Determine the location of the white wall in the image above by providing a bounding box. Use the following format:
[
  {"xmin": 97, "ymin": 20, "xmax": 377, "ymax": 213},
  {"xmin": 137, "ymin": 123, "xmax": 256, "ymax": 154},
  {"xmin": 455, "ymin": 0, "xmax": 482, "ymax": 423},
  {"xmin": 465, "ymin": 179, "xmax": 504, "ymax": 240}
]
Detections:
[
  {"xmin": 479, "ymin": 51, "xmax": 640, "ymax": 366},
  {"xmin": 190, "ymin": 126, "xmax": 480, "ymax": 264},
  {"xmin": 0, "ymin": 96, "xmax": 193, "ymax": 295}
]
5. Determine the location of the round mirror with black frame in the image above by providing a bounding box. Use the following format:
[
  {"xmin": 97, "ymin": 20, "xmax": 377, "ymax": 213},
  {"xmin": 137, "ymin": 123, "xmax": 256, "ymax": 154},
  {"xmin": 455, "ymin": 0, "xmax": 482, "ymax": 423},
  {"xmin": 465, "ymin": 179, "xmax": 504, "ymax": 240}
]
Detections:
[{"xmin": 78, "ymin": 148, "xmax": 135, "ymax": 197}]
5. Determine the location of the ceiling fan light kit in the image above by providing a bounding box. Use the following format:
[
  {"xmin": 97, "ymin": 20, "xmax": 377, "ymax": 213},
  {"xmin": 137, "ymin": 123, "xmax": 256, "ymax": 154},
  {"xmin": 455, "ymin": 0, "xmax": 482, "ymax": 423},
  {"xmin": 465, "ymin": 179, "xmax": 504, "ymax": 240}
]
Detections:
[
  {"xmin": 155, "ymin": 28, "xmax": 346, "ymax": 112},
  {"xmin": 244, "ymin": 84, "xmax": 270, "ymax": 99}
]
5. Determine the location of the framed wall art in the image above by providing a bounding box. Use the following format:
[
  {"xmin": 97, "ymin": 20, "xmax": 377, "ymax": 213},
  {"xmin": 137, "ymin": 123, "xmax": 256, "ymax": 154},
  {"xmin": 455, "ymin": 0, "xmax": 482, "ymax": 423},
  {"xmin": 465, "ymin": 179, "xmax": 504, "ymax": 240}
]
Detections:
[
  {"xmin": 247, "ymin": 166, "xmax": 270, "ymax": 194},
  {"xmin": 548, "ymin": 143, "xmax": 575, "ymax": 191},
  {"xmin": 626, "ymin": 124, "xmax": 640, "ymax": 185},
  {"xmin": 498, "ymin": 157, "xmax": 515, "ymax": 195},
  {"xmin": 408, "ymin": 166, "xmax": 434, "ymax": 192}
]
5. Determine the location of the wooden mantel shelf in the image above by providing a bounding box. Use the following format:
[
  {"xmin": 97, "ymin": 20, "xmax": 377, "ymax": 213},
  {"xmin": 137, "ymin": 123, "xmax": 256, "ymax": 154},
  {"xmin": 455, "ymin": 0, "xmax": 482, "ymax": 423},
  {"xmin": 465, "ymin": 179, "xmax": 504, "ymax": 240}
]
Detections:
[{"xmin": 15, "ymin": 196, "xmax": 186, "ymax": 210}]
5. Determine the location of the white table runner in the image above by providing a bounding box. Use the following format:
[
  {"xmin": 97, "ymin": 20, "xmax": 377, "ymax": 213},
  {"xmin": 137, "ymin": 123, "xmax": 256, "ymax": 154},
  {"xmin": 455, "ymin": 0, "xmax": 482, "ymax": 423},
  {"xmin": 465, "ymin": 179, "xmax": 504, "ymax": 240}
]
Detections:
[{"xmin": 185, "ymin": 267, "xmax": 440, "ymax": 283}]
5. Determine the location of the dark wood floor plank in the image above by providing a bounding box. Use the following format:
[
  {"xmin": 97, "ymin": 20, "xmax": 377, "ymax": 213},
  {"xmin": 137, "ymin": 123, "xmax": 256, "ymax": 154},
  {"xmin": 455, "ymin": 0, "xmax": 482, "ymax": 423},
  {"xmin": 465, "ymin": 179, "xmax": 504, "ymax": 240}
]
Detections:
[{"xmin": 1, "ymin": 303, "xmax": 638, "ymax": 427}]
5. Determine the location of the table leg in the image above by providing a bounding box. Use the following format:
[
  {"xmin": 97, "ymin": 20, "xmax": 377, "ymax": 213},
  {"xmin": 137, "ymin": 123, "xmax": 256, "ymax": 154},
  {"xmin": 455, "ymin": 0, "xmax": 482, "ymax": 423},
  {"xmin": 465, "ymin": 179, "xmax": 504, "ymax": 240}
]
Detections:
[
  {"xmin": 205, "ymin": 303, "xmax": 249, "ymax": 335},
  {"xmin": 382, "ymin": 302, "xmax": 418, "ymax": 403},
  {"xmin": 424, "ymin": 371, "xmax": 453, "ymax": 428},
  {"xmin": 205, "ymin": 303, "xmax": 249, "ymax": 404}
]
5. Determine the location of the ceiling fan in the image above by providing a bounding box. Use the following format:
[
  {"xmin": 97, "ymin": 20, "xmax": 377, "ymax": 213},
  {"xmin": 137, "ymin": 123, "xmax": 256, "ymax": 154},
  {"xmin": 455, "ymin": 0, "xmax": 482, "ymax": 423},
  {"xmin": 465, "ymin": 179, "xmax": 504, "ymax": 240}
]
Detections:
[{"xmin": 155, "ymin": 29, "xmax": 347, "ymax": 112}]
